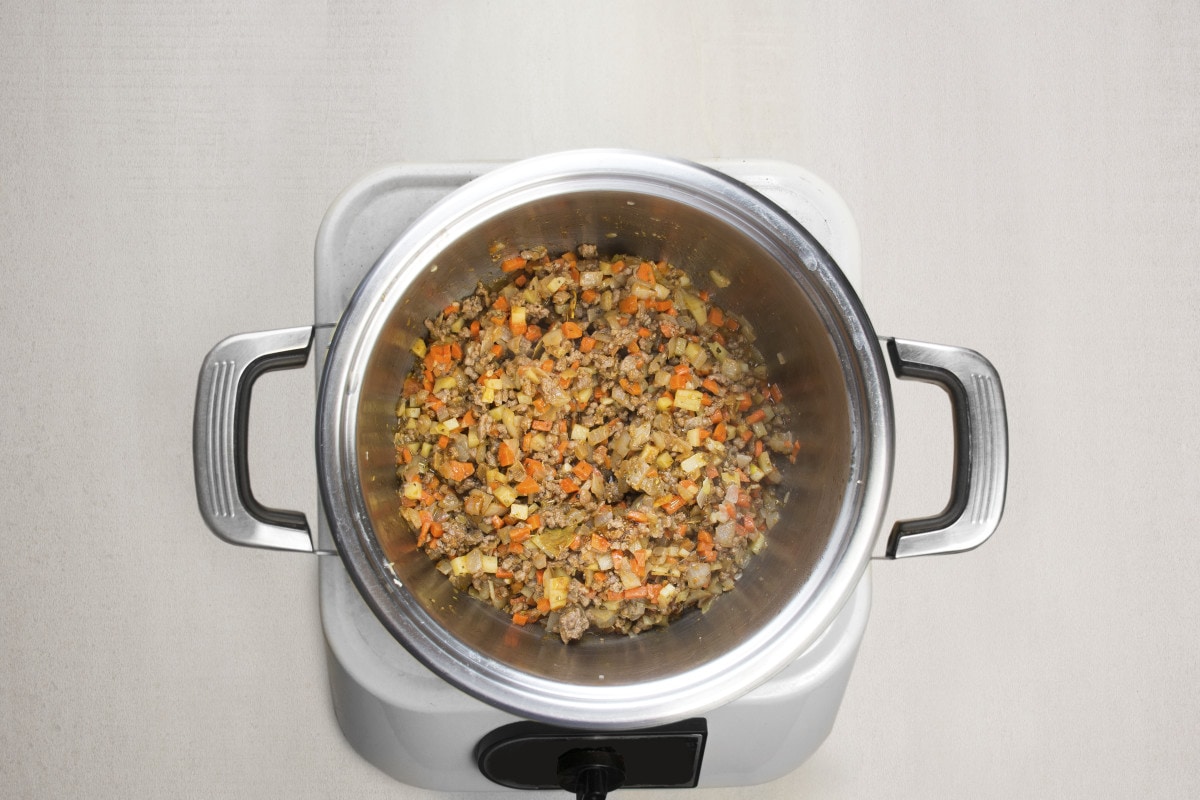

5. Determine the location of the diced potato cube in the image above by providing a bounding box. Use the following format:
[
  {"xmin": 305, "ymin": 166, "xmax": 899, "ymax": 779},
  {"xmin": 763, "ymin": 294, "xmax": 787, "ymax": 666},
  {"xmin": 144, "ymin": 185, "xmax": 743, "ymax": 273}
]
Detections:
[
  {"xmin": 673, "ymin": 389, "xmax": 703, "ymax": 412},
  {"xmin": 680, "ymin": 452, "xmax": 707, "ymax": 474},
  {"xmin": 493, "ymin": 484, "xmax": 518, "ymax": 507},
  {"xmin": 544, "ymin": 576, "xmax": 570, "ymax": 611},
  {"xmin": 410, "ymin": 338, "xmax": 427, "ymax": 358},
  {"xmin": 509, "ymin": 503, "xmax": 529, "ymax": 520}
]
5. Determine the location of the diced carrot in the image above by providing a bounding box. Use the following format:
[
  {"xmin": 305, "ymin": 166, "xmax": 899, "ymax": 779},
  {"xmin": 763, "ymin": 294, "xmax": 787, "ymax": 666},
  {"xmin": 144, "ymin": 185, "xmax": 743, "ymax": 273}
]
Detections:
[
  {"xmin": 496, "ymin": 568, "xmax": 513, "ymax": 580},
  {"xmin": 725, "ymin": 316, "xmax": 740, "ymax": 331},
  {"xmin": 460, "ymin": 410, "xmax": 475, "ymax": 427},
  {"xmin": 508, "ymin": 541, "xmax": 525, "ymax": 555},
  {"xmin": 611, "ymin": 259, "xmax": 626, "ymax": 273},
  {"xmin": 702, "ymin": 378, "xmax": 722, "ymax": 394},
  {"xmin": 493, "ymin": 295, "xmax": 509, "ymax": 311},
  {"xmin": 572, "ymin": 461, "xmax": 593, "ymax": 480},
  {"xmin": 442, "ymin": 460, "xmax": 475, "ymax": 482},
  {"xmin": 659, "ymin": 494, "xmax": 685, "ymax": 514},
  {"xmin": 501, "ymin": 256, "xmax": 527, "ymax": 272},
  {"xmin": 514, "ymin": 274, "xmax": 528, "ymax": 287},
  {"xmin": 581, "ymin": 289, "xmax": 599, "ymax": 303},
  {"xmin": 523, "ymin": 459, "xmax": 547, "ymax": 479},
  {"xmin": 713, "ymin": 421, "xmax": 728, "ymax": 442},
  {"xmin": 580, "ymin": 336, "xmax": 596, "ymax": 353},
  {"xmin": 536, "ymin": 597, "xmax": 551, "ymax": 613},
  {"xmin": 591, "ymin": 532, "xmax": 610, "ymax": 551},
  {"xmin": 636, "ymin": 326, "xmax": 651, "ymax": 339},
  {"xmin": 623, "ymin": 585, "xmax": 650, "ymax": 600},
  {"xmin": 541, "ymin": 358, "xmax": 554, "ymax": 371},
  {"xmin": 626, "ymin": 510, "xmax": 650, "ymax": 523},
  {"xmin": 618, "ymin": 295, "xmax": 638, "ymax": 314},
  {"xmin": 510, "ymin": 527, "xmax": 531, "ymax": 543},
  {"xmin": 527, "ymin": 513, "xmax": 543, "ymax": 529},
  {"xmin": 497, "ymin": 441, "xmax": 516, "ymax": 467},
  {"xmin": 636, "ymin": 261, "xmax": 655, "ymax": 283},
  {"xmin": 560, "ymin": 477, "xmax": 580, "ymax": 494},
  {"xmin": 561, "ymin": 250, "xmax": 577, "ymax": 263},
  {"xmin": 746, "ymin": 408, "xmax": 766, "ymax": 424},
  {"xmin": 429, "ymin": 522, "xmax": 443, "ymax": 539},
  {"xmin": 437, "ymin": 435, "xmax": 449, "ymax": 449},
  {"xmin": 491, "ymin": 343, "xmax": 503, "ymax": 358},
  {"xmin": 562, "ymin": 321, "xmax": 584, "ymax": 339},
  {"xmin": 754, "ymin": 439, "xmax": 763, "ymax": 457},
  {"xmin": 512, "ymin": 611, "xmax": 530, "ymax": 626},
  {"xmin": 515, "ymin": 476, "xmax": 541, "ymax": 495},
  {"xmin": 524, "ymin": 324, "xmax": 542, "ymax": 341},
  {"xmin": 530, "ymin": 419, "xmax": 552, "ymax": 432},
  {"xmin": 707, "ymin": 307, "xmax": 724, "ymax": 326}
]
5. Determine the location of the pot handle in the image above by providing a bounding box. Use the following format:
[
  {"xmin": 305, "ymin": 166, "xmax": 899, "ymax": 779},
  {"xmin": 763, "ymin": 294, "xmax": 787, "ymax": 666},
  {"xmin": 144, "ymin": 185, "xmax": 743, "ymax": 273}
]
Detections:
[
  {"xmin": 884, "ymin": 338, "xmax": 1008, "ymax": 558},
  {"xmin": 193, "ymin": 326, "xmax": 316, "ymax": 553}
]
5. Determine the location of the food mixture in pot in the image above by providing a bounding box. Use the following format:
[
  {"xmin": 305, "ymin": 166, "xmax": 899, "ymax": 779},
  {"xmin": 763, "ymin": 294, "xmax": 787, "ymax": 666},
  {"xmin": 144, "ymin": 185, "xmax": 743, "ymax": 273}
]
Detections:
[{"xmin": 393, "ymin": 245, "xmax": 799, "ymax": 642}]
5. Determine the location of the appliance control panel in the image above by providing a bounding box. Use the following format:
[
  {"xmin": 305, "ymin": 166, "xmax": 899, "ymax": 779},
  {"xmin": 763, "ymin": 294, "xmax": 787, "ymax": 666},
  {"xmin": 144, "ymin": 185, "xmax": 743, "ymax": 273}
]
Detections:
[{"xmin": 475, "ymin": 718, "xmax": 708, "ymax": 793}]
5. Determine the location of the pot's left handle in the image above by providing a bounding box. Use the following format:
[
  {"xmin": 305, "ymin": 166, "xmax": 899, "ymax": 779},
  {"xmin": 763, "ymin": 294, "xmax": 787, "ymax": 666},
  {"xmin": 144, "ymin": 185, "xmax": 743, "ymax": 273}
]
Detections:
[{"xmin": 193, "ymin": 326, "xmax": 315, "ymax": 553}]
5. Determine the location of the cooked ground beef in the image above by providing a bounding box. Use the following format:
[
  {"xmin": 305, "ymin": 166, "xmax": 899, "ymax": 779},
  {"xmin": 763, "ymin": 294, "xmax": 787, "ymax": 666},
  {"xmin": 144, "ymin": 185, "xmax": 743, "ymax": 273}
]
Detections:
[{"xmin": 393, "ymin": 246, "xmax": 798, "ymax": 642}]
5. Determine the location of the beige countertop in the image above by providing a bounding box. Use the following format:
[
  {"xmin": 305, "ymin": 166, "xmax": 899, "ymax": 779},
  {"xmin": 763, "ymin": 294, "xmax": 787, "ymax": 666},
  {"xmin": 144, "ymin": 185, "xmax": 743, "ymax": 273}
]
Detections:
[{"xmin": 3, "ymin": 2, "xmax": 1198, "ymax": 798}]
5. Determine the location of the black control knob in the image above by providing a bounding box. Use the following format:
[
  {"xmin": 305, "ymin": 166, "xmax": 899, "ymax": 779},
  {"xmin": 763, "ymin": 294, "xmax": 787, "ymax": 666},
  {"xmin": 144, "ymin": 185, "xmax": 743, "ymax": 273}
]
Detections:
[{"xmin": 557, "ymin": 748, "xmax": 626, "ymax": 800}]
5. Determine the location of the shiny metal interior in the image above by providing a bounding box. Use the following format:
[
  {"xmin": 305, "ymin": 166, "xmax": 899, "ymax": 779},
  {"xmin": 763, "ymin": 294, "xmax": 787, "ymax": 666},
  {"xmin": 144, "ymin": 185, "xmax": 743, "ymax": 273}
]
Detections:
[{"xmin": 320, "ymin": 152, "xmax": 890, "ymax": 727}]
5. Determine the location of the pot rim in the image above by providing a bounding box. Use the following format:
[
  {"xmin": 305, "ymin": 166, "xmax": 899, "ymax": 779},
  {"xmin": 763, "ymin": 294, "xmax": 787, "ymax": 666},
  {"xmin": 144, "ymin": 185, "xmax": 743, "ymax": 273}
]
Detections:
[{"xmin": 316, "ymin": 149, "xmax": 894, "ymax": 729}]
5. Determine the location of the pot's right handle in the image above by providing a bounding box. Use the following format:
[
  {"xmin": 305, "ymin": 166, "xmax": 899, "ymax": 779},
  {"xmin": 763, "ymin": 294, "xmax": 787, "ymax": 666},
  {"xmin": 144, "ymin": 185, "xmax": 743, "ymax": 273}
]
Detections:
[{"xmin": 884, "ymin": 338, "xmax": 1008, "ymax": 558}]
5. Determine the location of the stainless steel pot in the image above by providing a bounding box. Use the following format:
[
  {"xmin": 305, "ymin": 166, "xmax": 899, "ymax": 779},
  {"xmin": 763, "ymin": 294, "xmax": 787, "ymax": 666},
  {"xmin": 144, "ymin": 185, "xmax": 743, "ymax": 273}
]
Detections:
[{"xmin": 194, "ymin": 150, "xmax": 1007, "ymax": 730}]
